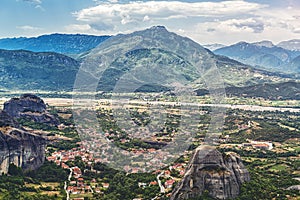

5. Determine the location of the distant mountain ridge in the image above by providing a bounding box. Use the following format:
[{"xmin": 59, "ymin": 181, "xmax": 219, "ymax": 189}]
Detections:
[
  {"xmin": 203, "ymin": 43, "xmax": 226, "ymax": 51},
  {"xmin": 278, "ymin": 39, "xmax": 300, "ymax": 51},
  {"xmin": 0, "ymin": 34, "xmax": 110, "ymax": 55},
  {"xmin": 252, "ymin": 40, "xmax": 275, "ymax": 48},
  {"xmin": 214, "ymin": 41, "xmax": 300, "ymax": 73}
]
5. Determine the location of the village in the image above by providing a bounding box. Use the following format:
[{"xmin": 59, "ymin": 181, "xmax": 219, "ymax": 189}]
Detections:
[
  {"xmin": 46, "ymin": 140, "xmax": 189, "ymax": 200},
  {"xmin": 46, "ymin": 124, "xmax": 277, "ymax": 200}
]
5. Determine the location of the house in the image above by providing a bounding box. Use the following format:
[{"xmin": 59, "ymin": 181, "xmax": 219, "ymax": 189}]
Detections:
[
  {"xmin": 77, "ymin": 177, "xmax": 84, "ymax": 182},
  {"xmin": 180, "ymin": 170, "xmax": 185, "ymax": 176},
  {"xmin": 253, "ymin": 143, "xmax": 270, "ymax": 150},
  {"xmin": 165, "ymin": 179, "xmax": 175, "ymax": 189},
  {"xmin": 131, "ymin": 168, "xmax": 139, "ymax": 173},
  {"xmin": 102, "ymin": 183, "xmax": 110, "ymax": 189},
  {"xmin": 85, "ymin": 185, "xmax": 91, "ymax": 191},
  {"xmin": 70, "ymin": 181, "xmax": 76, "ymax": 185},
  {"xmin": 149, "ymin": 181, "xmax": 158, "ymax": 186},
  {"xmin": 55, "ymin": 160, "xmax": 60, "ymax": 165},
  {"xmin": 250, "ymin": 140, "xmax": 273, "ymax": 150},
  {"xmin": 164, "ymin": 170, "xmax": 171, "ymax": 176},
  {"xmin": 61, "ymin": 163, "xmax": 69, "ymax": 169},
  {"xmin": 148, "ymin": 148, "xmax": 156, "ymax": 153},
  {"xmin": 138, "ymin": 182, "xmax": 147, "ymax": 188},
  {"xmin": 73, "ymin": 167, "xmax": 82, "ymax": 178},
  {"xmin": 67, "ymin": 186, "xmax": 73, "ymax": 192},
  {"xmin": 71, "ymin": 187, "xmax": 80, "ymax": 194},
  {"xmin": 47, "ymin": 156, "xmax": 56, "ymax": 162},
  {"xmin": 95, "ymin": 188, "xmax": 102, "ymax": 193}
]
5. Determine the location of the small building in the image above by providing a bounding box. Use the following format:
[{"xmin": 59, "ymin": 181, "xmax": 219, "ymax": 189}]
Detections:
[
  {"xmin": 149, "ymin": 181, "xmax": 158, "ymax": 186},
  {"xmin": 102, "ymin": 183, "xmax": 110, "ymax": 189},
  {"xmin": 165, "ymin": 179, "xmax": 175, "ymax": 189},
  {"xmin": 138, "ymin": 182, "xmax": 147, "ymax": 188}
]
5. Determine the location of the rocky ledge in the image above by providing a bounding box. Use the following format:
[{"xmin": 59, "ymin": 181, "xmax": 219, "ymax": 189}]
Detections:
[
  {"xmin": 3, "ymin": 94, "xmax": 59, "ymax": 126},
  {"xmin": 171, "ymin": 145, "xmax": 250, "ymax": 200},
  {"xmin": 0, "ymin": 110, "xmax": 46, "ymax": 174}
]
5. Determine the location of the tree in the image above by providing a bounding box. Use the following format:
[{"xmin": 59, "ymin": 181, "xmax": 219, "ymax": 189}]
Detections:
[{"xmin": 8, "ymin": 163, "xmax": 23, "ymax": 177}]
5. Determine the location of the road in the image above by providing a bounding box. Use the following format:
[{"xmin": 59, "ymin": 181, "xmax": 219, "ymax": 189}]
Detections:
[
  {"xmin": 93, "ymin": 99, "xmax": 300, "ymax": 113},
  {"xmin": 64, "ymin": 181, "xmax": 69, "ymax": 200},
  {"xmin": 68, "ymin": 168, "xmax": 73, "ymax": 181},
  {"xmin": 65, "ymin": 168, "xmax": 73, "ymax": 200},
  {"xmin": 32, "ymin": 97, "xmax": 300, "ymax": 113},
  {"xmin": 157, "ymin": 171, "xmax": 165, "ymax": 193}
]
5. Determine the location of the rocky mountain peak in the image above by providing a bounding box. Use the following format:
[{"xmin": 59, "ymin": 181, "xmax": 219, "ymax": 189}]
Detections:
[
  {"xmin": 171, "ymin": 145, "xmax": 250, "ymax": 200},
  {"xmin": 149, "ymin": 25, "xmax": 168, "ymax": 31},
  {"xmin": 252, "ymin": 40, "xmax": 274, "ymax": 48}
]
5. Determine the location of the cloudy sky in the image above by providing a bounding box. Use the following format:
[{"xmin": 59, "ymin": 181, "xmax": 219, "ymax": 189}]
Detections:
[{"xmin": 1, "ymin": 0, "xmax": 299, "ymax": 45}]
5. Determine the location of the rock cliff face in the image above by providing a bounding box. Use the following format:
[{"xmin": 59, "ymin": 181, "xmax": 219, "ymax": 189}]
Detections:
[
  {"xmin": 171, "ymin": 146, "xmax": 250, "ymax": 200},
  {"xmin": 4, "ymin": 94, "xmax": 59, "ymax": 126},
  {"xmin": 0, "ymin": 110, "xmax": 46, "ymax": 174}
]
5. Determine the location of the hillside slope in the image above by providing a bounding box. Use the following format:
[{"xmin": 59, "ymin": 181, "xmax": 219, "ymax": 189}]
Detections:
[{"xmin": 0, "ymin": 49, "xmax": 80, "ymax": 91}]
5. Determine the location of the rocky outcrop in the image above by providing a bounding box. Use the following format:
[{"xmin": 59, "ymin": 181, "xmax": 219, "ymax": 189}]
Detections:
[
  {"xmin": 4, "ymin": 94, "xmax": 59, "ymax": 126},
  {"xmin": 287, "ymin": 185, "xmax": 300, "ymax": 191},
  {"xmin": 0, "ymin": 110, "xmax": 46, "ymax": 174},
  {"xmin": 0, "ymin": 110, "xmax": 19, "ymax": 128},
  {"xmin": 171, "ymin": 146, "xmax": 250, "ymax": 200}
]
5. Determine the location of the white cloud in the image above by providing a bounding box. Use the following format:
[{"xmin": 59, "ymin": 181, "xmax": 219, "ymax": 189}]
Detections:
[
  {"xmin": 64, "ymin": 24, "xmax": 119, "ymax": 36},
  {"xmin": 20, "ymin": 0, "xmax": 45, "ymax": 11},
  {"xmin": 203, "ymin": 18, "xmax": 265, "ymax": 33},
  {"xmin": 65, "ymin": 24, "xmax": 92, "ymax": 32},
  {"xmin": 22, "ymin": 0, "xmax": 42, "ymax": 4},
  {"xmin": 257, "ymin": 7, "xmax": 300, "ymax": 35},
  {"xmin": 190, "ymin": 6, "xmax": 300, "ymax": 45},
  {"xmin": 74, "ymin": 1, "xmax": 266, "ymax": 30},
  {"xmin": 68, "ymin": 0, "xmax": 300, "ymax": 45},
  {"xmin": 143, "ymin": 15, "xmax": 150, "ymax": 22},
  {"xmin": 17, "ymin": 25, "xmax": 42, "ymax": 31}
]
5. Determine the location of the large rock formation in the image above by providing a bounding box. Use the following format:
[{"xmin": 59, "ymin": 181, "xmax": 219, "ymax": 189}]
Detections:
[
  {"xmin": 171, "ymin": 146, "xmax": 250, "ymax": 200},
  {"xmin": 3, "ymin": 94, "xmax": 59, "ymax": 126},
  {"xmin": 0, "ymin": 110, "xmax": 46, "ymax": 174}
]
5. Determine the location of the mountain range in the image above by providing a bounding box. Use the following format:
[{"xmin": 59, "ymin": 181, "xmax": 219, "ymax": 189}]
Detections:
[
  {"xmin": 277, "ymin": 39, "xmax": 300, "ymax": 51},
  {"xmin": 72, "ymin": 26, "xmax": 296, "ymax": 93},
  {"xmin": 213, "ymin": 40, "xmax": 300, "ymax": 73},
  {"xmin": 0, "ymin": 34, "xmax": 110, "ymax": 55},
  {"xmin": 0, "ymin": 27, "xmax": 299, "ymax": 99}
]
